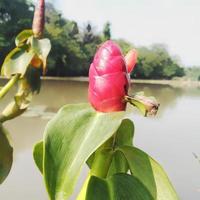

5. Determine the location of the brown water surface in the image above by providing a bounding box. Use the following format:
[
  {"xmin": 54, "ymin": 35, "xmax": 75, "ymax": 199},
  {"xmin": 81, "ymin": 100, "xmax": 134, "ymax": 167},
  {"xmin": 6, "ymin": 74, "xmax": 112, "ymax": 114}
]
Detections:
[{"xmin": 0, "ymin": 79, "xmax": 200, "ymax": 200}]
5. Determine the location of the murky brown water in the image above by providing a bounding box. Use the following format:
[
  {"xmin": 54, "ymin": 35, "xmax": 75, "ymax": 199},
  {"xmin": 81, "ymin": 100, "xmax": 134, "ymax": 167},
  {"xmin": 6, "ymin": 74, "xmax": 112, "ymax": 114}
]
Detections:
[{"xmin": 0, "ymin": 79, "xmax": 200, "ymax": 200}]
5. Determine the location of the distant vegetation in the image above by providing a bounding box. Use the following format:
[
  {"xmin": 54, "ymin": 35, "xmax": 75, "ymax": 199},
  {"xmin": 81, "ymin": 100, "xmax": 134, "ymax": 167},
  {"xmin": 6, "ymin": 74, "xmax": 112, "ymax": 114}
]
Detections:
[
  {"xmin": 0, "ymin": 0, "xmax": 187, "ymax": 79},
  {"xmin": 184, "ymin": 67, "xmax": 200, "ymax": 81}
]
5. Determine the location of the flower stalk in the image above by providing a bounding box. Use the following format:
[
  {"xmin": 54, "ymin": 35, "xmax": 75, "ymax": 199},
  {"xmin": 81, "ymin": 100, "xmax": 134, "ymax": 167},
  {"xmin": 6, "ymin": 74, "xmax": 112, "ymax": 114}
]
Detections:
[
  {"xmin": 32, "ymin": 0, "xmax": 45, "ymax": 38},
  {"xmin": 0, "ymin": 74, "xmax": 20, "ymax": 99}
]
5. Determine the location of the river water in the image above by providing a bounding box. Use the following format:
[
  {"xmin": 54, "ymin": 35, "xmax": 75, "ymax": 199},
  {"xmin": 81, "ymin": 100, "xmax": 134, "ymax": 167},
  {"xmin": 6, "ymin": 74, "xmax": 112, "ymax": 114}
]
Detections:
[{"xmin": 0, "ymin": 79, "xmax": 200, "ymax": 200}]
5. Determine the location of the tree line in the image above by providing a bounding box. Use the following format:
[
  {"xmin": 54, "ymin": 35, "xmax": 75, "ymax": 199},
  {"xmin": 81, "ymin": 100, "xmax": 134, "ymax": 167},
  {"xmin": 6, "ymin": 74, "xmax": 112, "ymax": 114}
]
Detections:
[{"xmin": 0, "ymin": 0, "xmax": 185, "ymax": 79}]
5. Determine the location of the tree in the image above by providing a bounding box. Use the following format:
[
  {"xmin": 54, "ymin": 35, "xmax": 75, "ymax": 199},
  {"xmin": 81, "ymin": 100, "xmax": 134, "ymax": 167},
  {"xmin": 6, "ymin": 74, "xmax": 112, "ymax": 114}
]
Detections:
[
  {"xmin": 0, "ymin": 1, "xmax": 185, "ymax": 79},
  {"xmin": 132, "ymin": 44, "xmax": 185, "ymax": 79},
  {"xmin": 0, "ymin": 0, "xmax": 34, "ymax": 65},
  {"xmin": 103, "ymin": 22, "xmax": 111, "ymax": 41}
]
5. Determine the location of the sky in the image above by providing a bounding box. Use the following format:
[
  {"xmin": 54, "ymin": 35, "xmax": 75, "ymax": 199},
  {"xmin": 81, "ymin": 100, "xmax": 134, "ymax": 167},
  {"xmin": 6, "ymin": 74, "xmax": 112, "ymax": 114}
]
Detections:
[{"xmin": 50, "ymin": 0, "xmax": 200, "ymax": 67}]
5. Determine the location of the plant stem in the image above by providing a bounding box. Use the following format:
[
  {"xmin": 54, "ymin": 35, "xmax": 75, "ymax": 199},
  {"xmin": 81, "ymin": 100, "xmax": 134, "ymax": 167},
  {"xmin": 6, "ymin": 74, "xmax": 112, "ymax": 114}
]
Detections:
[
  {"xmin": 0, "ymin": 74, "xmax": 20, "ymax": 99},
  {"xmin": 0, "ymin": 101, "xmax": 27, "ymax": 123}
]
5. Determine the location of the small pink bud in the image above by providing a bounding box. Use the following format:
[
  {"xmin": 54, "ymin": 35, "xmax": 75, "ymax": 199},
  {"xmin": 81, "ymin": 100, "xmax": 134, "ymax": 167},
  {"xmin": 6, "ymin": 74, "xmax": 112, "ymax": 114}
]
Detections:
[
  {"xmin": 32, "ymin": 0, "xmax": 45, "ymax": 37},
  {"xmin": 88, "ymin": 40, "xmax": 129, "ymax": 112},
  {"xmin": 125, "ymin": 49, "xmax": 138, "ymax": 73}
]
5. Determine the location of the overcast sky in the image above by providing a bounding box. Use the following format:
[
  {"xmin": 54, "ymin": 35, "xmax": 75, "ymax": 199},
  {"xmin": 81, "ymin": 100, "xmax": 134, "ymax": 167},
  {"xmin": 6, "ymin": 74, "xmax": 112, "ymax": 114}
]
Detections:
[{"xmin": 51, "ymin": 0, "xmax": 200, "ymax": 67}]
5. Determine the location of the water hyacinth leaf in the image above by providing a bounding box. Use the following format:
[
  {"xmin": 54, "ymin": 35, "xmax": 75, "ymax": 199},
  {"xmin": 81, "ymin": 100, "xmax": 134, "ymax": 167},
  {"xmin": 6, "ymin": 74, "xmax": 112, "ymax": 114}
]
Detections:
[
  {"xmin": 86, "ymin": 174, "xmax": 154, "ymax": 200},
  {"xmin": 118, "ymin": 146, "xmax": 179, "ymax": 200},
  {"xmin": 44, "ymin": 103, "xmax": 124, "ymax": 200},
  {"xmin": 0, "ymin": 125, "xmax": 13, "ymax": 184},
  {"xmin": 30, "ymin": 37, "xmax": 51, "ymax": 73},
  {"xmin": 15, "ymin": 29, "xmax": 33, "ymax": 47},
  {"xmin": 1, "ymin": 47, "xmax": 35, "ymax": 77},
  {"xmin": 33, "ymin": 141, "xmax": 43, "ymax": 174}
]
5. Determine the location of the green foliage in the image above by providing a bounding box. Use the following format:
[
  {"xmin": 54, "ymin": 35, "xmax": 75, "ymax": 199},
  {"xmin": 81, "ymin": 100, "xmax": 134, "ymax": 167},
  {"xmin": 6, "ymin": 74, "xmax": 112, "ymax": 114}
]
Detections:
[
  {"xmin": 87, "ymin": 118, "xmax": 178, "ymax": 200},
  {"xmin": 34, "ymin": 106, "xmax": 178, "ymax": 200},
  {"xmin": 0, "ymin": 0, "xmax": 34, "ymax": 65},
  {"xmin": 118, "ymin": 146, "xmax": 178, "ymax": 200},
  {"xmin": 132, "ymin": 44, "xmax": 185, "ymax": 80},
  {"xmin": 44, "ymin": 4, "xmax": 101, "ymax": 76},
  {"xmin": 15, "ymin": 29, "xmax": 33, "ymax": 47},
  {"xmin": 34, "ymin": 103, "xmax": 124, "ymax": 200},
  {"xmin": 115, "ymin": 39, "xmax": 134, "ymax": 54},
  {"xmin": 0, "ymin": 125, "xmax": 13, "ymax": 184},
  {"xmin": 86, "ymin": 174, "xmax": 154, "ymax": 200},
  {"xmin": 103, "ymin": 22, "xmax": 111, "ymax": 41},
  {"xmin": 107, "ymin": 119, "xmax": 134, "ymax": 176},
  {"xmin": 185, "ymin": 67, "xmax": 200, "ymax": 81},
  {"xmin": 1, "ymin": 46, "xmax": 35, "ymax": 77},
  {"xmin": 0, "ymin": 0, "xmax": 185, "ymax": 79},
  {"xmin": 33, "ymin": 141, "xmax": 43, "ymax": 173}
]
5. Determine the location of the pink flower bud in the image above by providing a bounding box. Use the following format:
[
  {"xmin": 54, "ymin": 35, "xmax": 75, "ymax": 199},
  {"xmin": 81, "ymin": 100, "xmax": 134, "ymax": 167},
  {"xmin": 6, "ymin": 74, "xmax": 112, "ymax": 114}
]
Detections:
[
  {"xmin": 32, "ymin": 0, "xmax": 45, "ymax": 37},
  {"xmin": 125, "ymin": 49, "xmax": 138, "ymax": 73},
  {"xmin": 88, "ymin": 40, "xmax": 129, "ymax": 112}
]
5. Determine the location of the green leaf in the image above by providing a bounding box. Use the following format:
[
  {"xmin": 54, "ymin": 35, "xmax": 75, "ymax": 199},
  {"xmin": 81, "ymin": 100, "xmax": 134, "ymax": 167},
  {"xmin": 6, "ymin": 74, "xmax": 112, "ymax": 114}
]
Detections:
[
  {"xmin": 30, "ymin": 37, "xmax": 51, "ymax": 73},
  {"xmin": 107, "ymin": 151, "xmax": 128, "ymax": 176},
  {"xmin": 0, "ymin": 125, "xmax": 13, "ymax": 184},
  {"xmin": 43, "ymin": 103, "xmax": 124, "ymax": 200},
  {"xmin": 33, "ymin": 141, "xmax": 43, "ymax": 174},
  {"xmin": 1, "ymin": 47, "xmax": 35, "ymax": 77},
  {"xmin": 86, "ymin": 174, "xmax": 154, "ymax": 200},
  {"xmin": 108, "ymin": 119, "xmax": 134, "ymax": 176},
  {"xmin": 118, "ymin": 146, "xmax": 179, "ymax": 200},
  {"xmin": 115, "ymin": 119, "xmax": 134, "ymax": 147},
  {"xmin": 85, "ymin": 119, "xmax": 134, "ymax": 177},
  {"xmin": 15, "ymin": 29, "xmax": 33, "ymax": 47}
]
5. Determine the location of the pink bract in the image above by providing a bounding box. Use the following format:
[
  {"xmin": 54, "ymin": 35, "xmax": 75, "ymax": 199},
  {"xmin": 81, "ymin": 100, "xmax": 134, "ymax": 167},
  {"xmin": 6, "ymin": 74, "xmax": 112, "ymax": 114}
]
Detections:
[
  {"xmin": 88, "ymin": 40, "xmax": 129, "ymax": 112},
  {"xmin": 125, "ymin": 49, "xmax": 138, "ymax": 73}
]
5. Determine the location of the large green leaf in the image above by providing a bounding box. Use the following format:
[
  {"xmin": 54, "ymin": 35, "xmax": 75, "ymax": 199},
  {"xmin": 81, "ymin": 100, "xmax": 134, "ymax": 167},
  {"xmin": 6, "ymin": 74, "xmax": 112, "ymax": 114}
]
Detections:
[
  {"xmin": 118, "ymin": 146, "xmax": 179, "ymax": 200},
  {"xmin": 15, "ymin": 29, "xmax": 33, "ymax": 47},
  {"xmin": 86, "ymin": 174, "xmax": 153, "ymax": 200},
  {"xmin": 1, "ymin": 46, "xmax": 35, "ymax": 77},
  {"xmin": 0, "ymin": 125, "xmax": 13, "ymax": 184},
  {"xmin": 33, "ymin": 141, "xmax": 43, "ymax": 174},
  {"xmin": 43, "ymin": 103, "xmax": 124, "ymax": 200}
]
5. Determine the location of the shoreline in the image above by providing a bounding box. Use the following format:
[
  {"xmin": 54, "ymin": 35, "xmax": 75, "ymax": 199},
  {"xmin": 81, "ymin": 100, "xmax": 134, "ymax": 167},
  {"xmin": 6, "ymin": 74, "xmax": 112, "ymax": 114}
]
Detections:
[{"xmin": 0, "ymin": 76, "xmax": 199, "ymax": 87}]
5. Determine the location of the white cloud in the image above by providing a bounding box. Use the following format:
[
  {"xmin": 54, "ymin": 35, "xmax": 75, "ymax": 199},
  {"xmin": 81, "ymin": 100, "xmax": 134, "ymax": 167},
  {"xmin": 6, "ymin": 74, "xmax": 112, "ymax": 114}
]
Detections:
[{"xmin": 52, "ymin": 0, "xmax": 200, "ymax": 66}]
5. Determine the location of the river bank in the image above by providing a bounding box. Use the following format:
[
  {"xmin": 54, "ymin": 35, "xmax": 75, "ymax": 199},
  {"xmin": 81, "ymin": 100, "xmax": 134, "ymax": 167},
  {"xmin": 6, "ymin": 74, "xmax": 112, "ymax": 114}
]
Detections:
[{"xmin": 1, "ymin": 76, "xmax": 200, "ymax": 88}]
